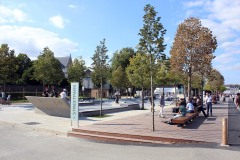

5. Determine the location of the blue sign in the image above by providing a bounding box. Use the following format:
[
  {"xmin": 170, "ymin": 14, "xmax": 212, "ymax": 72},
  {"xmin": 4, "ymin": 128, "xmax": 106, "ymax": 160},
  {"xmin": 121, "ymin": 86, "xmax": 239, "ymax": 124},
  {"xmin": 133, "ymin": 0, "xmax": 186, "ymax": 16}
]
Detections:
[{"xmin": 71, "ymin": 82, "xmax": 79, "ymax": 121}]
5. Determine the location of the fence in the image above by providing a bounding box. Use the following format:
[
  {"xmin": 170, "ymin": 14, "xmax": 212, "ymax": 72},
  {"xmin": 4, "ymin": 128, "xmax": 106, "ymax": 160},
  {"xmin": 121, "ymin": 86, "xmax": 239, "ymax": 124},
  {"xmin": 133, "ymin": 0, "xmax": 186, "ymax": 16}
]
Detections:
[
  {"xmin": 9, "ymin": 91, "xmax": 43, "ymax": 100},
  {"xmin": 0, "ymin": 85, "xmax": 67, "ymax": 100}
]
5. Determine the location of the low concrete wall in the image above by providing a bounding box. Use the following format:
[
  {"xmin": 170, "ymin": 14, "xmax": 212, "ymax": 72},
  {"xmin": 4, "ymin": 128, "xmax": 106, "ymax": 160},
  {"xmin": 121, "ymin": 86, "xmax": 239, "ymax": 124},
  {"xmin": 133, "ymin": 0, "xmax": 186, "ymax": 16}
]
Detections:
[
  {"xmin": 80, "ymin": 103, "xmax": 140, "ymax": 117},
  {"xmin": 25, "ymin": 96, "xmax": 70, "ymax": 118},
  {"xmin": 25, "ymin": 96, "xmax": 140, "ymax": 118}
]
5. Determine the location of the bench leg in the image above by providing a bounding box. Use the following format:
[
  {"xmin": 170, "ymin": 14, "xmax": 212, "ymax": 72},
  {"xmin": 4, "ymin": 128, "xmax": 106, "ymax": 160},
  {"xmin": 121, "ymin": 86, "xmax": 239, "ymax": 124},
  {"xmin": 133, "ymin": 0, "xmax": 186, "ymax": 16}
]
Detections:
[{"xmin": 177, "ymin": 124, "xmax": 184, "ymax": 127}]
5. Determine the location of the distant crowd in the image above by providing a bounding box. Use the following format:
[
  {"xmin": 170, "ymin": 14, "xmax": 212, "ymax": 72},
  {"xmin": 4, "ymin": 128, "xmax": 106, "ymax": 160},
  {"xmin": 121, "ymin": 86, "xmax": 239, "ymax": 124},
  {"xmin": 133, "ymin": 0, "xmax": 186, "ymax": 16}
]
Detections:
[
  {"xmin": 149, "ymin": 92, "xmax": 240, "ymax": 125},
  {"xmin": 0, "ymin": 91, "xmax": 11, "ymax": 105},
  {"xmin": 42, "ymin": 86, "xmax": 68, "ymax": 99}
]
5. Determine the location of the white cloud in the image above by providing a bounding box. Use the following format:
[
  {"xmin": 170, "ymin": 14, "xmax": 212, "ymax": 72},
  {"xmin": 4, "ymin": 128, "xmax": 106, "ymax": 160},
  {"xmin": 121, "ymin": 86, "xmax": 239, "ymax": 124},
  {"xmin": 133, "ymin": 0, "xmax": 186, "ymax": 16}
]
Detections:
[
  {"xmin": 201, "ymin": 19, "xmax": 234, "ymax": 42},
  {"xmin": 0, "ymin": 5, "xmax": 28, "ymax": 23},
  {"xmin": 207, "ymin": 0, "xmax": 240, "ymax": 31},
  {"xmin": 184, "ymin": 0, "xmax": 240, "ymax": 76},
  {"xmin": 215, "ymin": 63, "xmax": 240, "ymax": 71},
  {"xmin": 214, "ymin": 53, "xmax": 236, "ymax": 64},
  {"xmin": 68, "ymin": 4, "xmax": 76, "ymax": 8},
  {"xmin": 49, "ymin": 15, "xmax": 66, "ymax": 29},
  {"xmin": 184, "ymin": 0, "xmax": 240, "ymax": 39},
  {"xmin": 0, "ymin": 25, "xmax": 79, "ymax": 58},
  {"xmin": 184, "ymin": 0, "xmax": 206, "ymax": 7},
  {"xmin": 220, "ymin": 38, "xmax": 240, "ymax": 51}
]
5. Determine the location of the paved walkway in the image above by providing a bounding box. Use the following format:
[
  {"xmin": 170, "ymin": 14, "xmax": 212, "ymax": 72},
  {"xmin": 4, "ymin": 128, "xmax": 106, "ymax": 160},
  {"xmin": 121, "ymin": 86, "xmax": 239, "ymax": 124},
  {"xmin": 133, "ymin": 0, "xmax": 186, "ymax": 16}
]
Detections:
[{"xmin": 0, "ymin": 98, "xmax": 239, "ymax": 146}]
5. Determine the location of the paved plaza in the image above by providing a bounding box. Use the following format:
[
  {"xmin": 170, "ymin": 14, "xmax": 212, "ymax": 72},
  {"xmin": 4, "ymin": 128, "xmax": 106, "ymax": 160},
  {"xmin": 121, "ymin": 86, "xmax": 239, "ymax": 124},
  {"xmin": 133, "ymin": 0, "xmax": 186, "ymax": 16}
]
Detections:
[{"xmin": 0, "ymin": 98, "xmax": 239, "ymax": 146}]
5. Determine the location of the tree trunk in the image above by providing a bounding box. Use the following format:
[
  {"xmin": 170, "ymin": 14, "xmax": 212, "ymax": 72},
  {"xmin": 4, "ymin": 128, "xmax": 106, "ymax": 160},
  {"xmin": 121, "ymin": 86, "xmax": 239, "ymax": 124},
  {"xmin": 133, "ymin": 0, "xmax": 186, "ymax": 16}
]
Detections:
[
  {"xmin": 187, "ymin": 69, "xmax": 192, "ymax": 99},
  {"xmin": 100, "ymin": 78, "xmax": 103, "ymax": 116},
  {"xmin": 201, "ymin": 77, "xmax": 204, "ymax": 108},
  {"xmin": 141, "ymin": 87, "xmax": 144, "ymax": 109},
  {"xmin": 163, "ymin": 86, "xmax": 165, "ymax": 96},
  {"xmin": 150, "ymin": 56, "xmax": 154, "ymax": 132},
  {"xmin": 174, "ymin": 84, "xmax": 177, "ymax": 103},
  {"xmin": 183, "ymin": 85, "xmax": 187, "ymax": 98}
]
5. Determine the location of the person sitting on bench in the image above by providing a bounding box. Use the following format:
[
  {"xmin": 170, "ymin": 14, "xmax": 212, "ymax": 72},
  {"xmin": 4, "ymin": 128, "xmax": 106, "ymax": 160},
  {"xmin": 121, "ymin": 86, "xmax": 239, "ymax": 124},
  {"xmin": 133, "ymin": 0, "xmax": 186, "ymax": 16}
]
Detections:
[
  {"xmin": 172, "ymin": 101, "xmax": 187, "ymax": 119},
  {"xmin": 186, "ymin": 98, "xmax": 194, "ymax": 113},
  {"xmin": 166, "ymin": 101, "xmax": 187, "ymax": 125}
]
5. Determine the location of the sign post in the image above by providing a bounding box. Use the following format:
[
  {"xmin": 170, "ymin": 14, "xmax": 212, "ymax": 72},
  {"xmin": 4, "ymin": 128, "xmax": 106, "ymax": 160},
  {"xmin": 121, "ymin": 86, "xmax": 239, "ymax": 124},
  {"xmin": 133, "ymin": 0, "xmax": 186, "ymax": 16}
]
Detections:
[{"xmin": 71, "ymin": 82, "xmax": 79, "ymax": 127}]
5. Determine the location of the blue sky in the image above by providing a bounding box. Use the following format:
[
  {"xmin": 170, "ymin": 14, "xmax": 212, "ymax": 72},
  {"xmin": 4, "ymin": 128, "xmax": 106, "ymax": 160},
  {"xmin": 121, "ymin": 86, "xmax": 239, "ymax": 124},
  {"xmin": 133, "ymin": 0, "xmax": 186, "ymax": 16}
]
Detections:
[{"xmin": 0, "ymin": 0, "xmax": 239, "ymax": 84}]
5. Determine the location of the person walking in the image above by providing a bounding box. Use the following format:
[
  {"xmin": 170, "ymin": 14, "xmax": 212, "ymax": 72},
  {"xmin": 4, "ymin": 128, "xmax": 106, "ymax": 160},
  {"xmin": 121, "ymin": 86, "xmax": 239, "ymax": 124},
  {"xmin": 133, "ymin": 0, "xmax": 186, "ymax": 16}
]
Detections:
[
  {"xmin": 197, "ymin": 95, "xmax": 207, "ymax": 117},
  {"xmin": 158, "ymin": 94, "xmax": 165, "ymax": 118},
  {"xmin": 1, "ymin": 91, "xmax": 6, "ymax": 105},
  {"xmin": 114, "ymin": 91, "xmax": 120, "ymax": 103},
  {"xmin": 234, "ymin": 93, "xmax": 240, "ymax": 111},
  {"xmin": 205, "ymin": 92, "xmax": 213, "ymax": 116},
  {"xmin": 6, "ymin": 93, "xmax": 11, "ymax": 105}
]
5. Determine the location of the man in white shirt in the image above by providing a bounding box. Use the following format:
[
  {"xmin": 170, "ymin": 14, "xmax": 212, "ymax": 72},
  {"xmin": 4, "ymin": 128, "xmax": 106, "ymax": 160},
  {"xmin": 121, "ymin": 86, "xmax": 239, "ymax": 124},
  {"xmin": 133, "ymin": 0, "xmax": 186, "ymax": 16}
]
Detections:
[
  {"xmin": 205, "ymin": 92, "xmax": 213, "ymax": 116},
  {"xmin": 60, "ymin": 89, "xmax": 67, "ymax": 99}
]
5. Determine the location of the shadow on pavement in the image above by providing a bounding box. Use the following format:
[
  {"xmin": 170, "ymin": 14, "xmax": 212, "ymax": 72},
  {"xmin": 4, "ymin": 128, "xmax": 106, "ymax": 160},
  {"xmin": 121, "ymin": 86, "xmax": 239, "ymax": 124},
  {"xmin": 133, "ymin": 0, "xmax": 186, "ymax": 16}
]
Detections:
[{"xmin": 184, "ymin": 116, "xmax": 207, "ymax": 129}]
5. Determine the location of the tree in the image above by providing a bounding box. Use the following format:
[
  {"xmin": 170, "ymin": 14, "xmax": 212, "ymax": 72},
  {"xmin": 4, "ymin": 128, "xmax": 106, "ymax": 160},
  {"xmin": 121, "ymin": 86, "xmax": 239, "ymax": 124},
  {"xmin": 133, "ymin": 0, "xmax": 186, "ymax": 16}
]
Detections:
[
  {"xmin": 21, "ymin": 66, "xmax": 40, "ymax": 85},
  {"xmin": 138, "ymin": 4, "xmax": 166, "ymax": 131},
  {"xmin": 218, "ymin": 85, "xmax": 227, "ymax": 93},
  {"xmin": 111, "ymin": 66, "xmax": 127, "ymax": 89},
  {"xmin": 91, "ymin": 39, "xmax": 109, "ymax": 116},
  {"xmin": 0, "ymin": 44, "xmax": 18, "ymax": 86},
  {"xmin": 16, "ymin": 53, "xmax": 33, "ymax": 84},
  {"xmin": 170, "ymin": 17, "xmax": 217, "ymax": 99},
  {"xmin": 33, "ymin": 47, "xmax": 64, "ymax": 86},
  {"xmin": 155, "ymin": 58, "xmax": 170, "ymax": 94},
  {"xmin": 68, "ymin": 57, "xmax": 86, "ymax": 84},
  {"xmin": 206, "ymin": 69, "xmax": 224, "ymax": 94},
  {"xmin": 110, "ymin": 47, "xmax": 136, "ymax": 92},
  {"xmin": 126, "ymin": 53, "xmax": 151, "ymax": 109}
]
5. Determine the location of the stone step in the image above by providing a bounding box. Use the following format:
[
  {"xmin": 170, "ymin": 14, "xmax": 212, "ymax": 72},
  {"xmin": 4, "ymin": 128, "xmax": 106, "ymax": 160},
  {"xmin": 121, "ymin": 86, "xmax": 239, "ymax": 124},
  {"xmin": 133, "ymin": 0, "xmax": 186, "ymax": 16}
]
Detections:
[
  {"xmin": 68, "ymin": 128, "xmax": 204, "ymax": 144},
  {"xmin": 68, "ymin": 131, "xmax": 171, "ymax": 144}
]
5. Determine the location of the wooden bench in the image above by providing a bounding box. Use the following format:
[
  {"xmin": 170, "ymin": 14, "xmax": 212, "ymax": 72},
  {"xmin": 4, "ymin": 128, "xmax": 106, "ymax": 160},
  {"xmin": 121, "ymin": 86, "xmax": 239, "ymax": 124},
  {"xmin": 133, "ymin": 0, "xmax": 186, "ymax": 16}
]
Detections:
[{"xmin": 170, "ymin": 106, "xmax": 200, "ymax": 127}]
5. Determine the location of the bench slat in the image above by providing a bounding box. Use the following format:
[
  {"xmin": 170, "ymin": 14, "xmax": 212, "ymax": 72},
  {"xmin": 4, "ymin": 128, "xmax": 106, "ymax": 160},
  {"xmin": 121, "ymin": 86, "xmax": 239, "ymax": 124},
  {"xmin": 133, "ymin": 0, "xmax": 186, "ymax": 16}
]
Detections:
[{"xmin": 171, "ymin": 112, "xmax": 199, "ymax": 124}]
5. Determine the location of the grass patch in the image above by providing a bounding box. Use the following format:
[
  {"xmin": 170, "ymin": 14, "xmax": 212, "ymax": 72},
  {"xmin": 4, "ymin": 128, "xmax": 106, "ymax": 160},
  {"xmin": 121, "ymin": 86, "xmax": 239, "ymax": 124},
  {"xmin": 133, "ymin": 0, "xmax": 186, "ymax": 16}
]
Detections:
[
  {"xmin": 92, "ymin": 114, "xmax": 112, "ymax": 118},
  {"xmin": 11, "ymin": 99, "xmax": 29, "ymax": 103}
]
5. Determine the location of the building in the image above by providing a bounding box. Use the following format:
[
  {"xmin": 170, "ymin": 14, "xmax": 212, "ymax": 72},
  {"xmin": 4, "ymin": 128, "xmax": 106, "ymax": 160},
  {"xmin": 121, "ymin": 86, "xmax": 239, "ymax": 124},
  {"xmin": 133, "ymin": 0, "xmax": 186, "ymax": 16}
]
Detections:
[
  {"xmin": 83, "ymin": 68, "xmax": 111, "ymax": 98},
  {"xmin": 56, "ymin": 55, "xmax": 72, "ymax": 78},
  {"xmin": 56, "ymin": 56, "xmax": 111, "ymax": 98},
  {"xmin": 224, "ymin": 84, "xmax": 240, "ymax": 94}
]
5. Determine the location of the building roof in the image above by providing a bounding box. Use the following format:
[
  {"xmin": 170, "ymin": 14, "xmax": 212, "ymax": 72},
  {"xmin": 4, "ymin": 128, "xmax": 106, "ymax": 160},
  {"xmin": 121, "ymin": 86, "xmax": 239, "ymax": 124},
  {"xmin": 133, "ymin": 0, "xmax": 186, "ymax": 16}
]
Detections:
[{"xmin": 56, "ymin": 56, "xmax": 71, "ymax": 68}]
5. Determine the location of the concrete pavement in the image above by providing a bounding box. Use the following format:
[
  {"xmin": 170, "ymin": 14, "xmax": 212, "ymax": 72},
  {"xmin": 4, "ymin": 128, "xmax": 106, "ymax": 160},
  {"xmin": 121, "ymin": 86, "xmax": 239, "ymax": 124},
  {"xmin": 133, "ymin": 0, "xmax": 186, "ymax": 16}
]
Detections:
[{"xmin": 0, "ymin": 98, "xmax": 239, "ymax": 146}]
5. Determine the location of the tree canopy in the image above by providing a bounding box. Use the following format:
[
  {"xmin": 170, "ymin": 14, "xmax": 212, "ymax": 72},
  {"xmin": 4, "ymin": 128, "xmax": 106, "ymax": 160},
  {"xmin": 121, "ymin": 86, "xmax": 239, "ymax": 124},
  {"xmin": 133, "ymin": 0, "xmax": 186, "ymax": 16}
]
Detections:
[
  {"xmin": 138, "ymin": 4, "xmax": 166, "ymax": 59},
  {"xmin": 205, "ymin": 68, "xmax": 225, "ymax": 93},
  {"xmin": 136, "ymin": 4, "xmax": 166, "ymax": 117},
  {"xmin": 170, "ymin": 17, "xmax": 217, "ymax": 98},
  {"xmin": 91, "ymin": 39, "xmax": 110, "ymax": 88},
  {"xmin": 16, "ymin": 53, "xmax": 33, "ymax": 84},
  {"xmin": 0, "ymin": 44, "xmax": 18, "ymax": 84},
  {"xmin": 126, "ymin": 53, "xmax": 151, "ymax": 109},
  {"xmin": 33, "ymin": 47, "xmax": 64, "ymax": 85},
  {"xmin": 68, "ymin": 57, "xmax": 86, "ymax": 84},
  {"xmin": 110, "ymin": 47, "xmax": 135, "ymax": 89}
]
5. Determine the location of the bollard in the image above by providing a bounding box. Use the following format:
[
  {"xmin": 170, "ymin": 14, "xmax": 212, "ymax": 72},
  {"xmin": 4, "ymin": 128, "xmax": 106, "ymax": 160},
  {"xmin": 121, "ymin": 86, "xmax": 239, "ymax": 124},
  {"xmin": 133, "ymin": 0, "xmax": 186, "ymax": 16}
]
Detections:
[{"xmin": 221, "ymin": 118, "xmax": 228, "ymax": 146}]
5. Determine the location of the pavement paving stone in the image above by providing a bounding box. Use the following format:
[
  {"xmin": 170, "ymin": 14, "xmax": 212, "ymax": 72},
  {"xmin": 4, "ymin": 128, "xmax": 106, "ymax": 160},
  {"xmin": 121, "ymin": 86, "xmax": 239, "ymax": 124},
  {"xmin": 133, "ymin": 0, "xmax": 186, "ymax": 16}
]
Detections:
[{"xmin": 0, "ymin": 98, "xmax": 239, "ymax": 145}]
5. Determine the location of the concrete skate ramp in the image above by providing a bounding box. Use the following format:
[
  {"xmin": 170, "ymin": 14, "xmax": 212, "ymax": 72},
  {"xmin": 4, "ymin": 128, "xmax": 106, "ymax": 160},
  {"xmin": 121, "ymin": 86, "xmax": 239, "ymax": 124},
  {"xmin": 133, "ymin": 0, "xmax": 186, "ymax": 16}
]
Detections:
[{"xmin": 25, "ymin": 96, "xmax": 70, "ymax": 118}]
